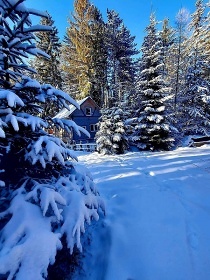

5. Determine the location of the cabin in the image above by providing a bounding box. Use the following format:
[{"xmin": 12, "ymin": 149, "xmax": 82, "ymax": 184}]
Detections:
[{"xmin": 54, "ymin": 96, "xmax": 101, "ymax": 144}]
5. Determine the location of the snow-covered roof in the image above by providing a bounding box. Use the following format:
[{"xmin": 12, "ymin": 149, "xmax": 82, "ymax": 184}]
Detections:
[{"xmin": 54, "ymin": 96, "xmax": 92, "ymax": 119}]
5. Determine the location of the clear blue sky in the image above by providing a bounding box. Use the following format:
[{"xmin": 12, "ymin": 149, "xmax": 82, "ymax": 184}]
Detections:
[{"xmin": 26, "ymin": 0, "xmax": 197, "ymax": 48}]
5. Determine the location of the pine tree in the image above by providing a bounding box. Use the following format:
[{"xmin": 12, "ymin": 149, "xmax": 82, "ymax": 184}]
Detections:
[
  {"xmin": 96, "ymin": 107, "xmax": 128, "ymax": 155},
  {"xmin": 195, "ymin": 0, "xmax": 210, "ymax": 83},
  {"xmin": 32, "ymin": 12, "xmax": 62, "ymax": 89},
  {"xmin": 31, "ymin": 12, "xmax": 63, "ymax": 118},
  {"xmin": 131, "ymin": 13, "xmax": 174, "ymax": 151},
  {"xmin": 62, "ymin": 0, "xmax": 107, "ymax": 102},
  {"xmin": 159, "ymin": 18, "xmax": 175, "ymax": 79},
  {"xmin": 159, "ymin": 18, "xmax": 177, "ymax": 131},
  {"xmin": 0, "ymin": 1, "xmax": 104, "ymax": 278},
  {"xmin": 87, "ymin": 7, "xmax": 107, "ymax": 107},
  {"xmin": 106, "ymin": 10, "xmax": 138, "ymax": 107},
  {"xmin": 95, "ymin": 109, "xmax": 113, "ymax": 155},
  {"xmin": 62, "ymin": 0, "xmax": 92, "ymax": 98},
  {"xmin": 201, "ymin": 1, "xmax": 210, "ymax": 63},
  {"xmin": 180, "ymin": 0, "xmax": 210, "ymax": 135}
]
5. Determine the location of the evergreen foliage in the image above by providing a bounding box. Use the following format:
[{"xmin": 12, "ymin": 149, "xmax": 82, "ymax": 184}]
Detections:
[
  {"xmin": 180, "ymin": 0, "xmax": 210, "ymax": 135},
  {"xmin": 32, "ymin": 12, "xmax": 63, "ymax": 91},
  {"xmin": 96, "ymin": 107, "xmax": 128, "ymax": 155},
  {"xmin": 0, "ymin": 1, "xmax": 104, "ymax": 279},
  {"xmin": 131, "ymin": 14, "xmax": 174, "ymax": 151},
  {"xmin": 31, "ymin": 12, "xmax": 63, "ymax": 118},
  {"xmin": 61, "ymin": 3, "xmax": 107, "ymax": 104},
  {"xmin": 87, "ymin": 7, "xmax": 107, "ymax": 107},
  {"xmin": 159, "ymin": 18, "xmax": 175, "ymax": 79},
  {"xmin": 105, "ymin": 10, "xmax": 138, "ymax": 107}
]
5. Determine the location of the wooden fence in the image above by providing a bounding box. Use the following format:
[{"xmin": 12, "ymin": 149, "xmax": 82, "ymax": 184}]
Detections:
[{"xmin": 68, "ymin": 143, "xmax": 97, "ymax": 152}]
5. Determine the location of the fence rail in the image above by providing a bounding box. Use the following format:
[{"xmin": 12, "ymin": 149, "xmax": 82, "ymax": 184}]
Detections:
[{"xmin": 68, "ymin": 143, "xmax": 97, "ymax": 152}]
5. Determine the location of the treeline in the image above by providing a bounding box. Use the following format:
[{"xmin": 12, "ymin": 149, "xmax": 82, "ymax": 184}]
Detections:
[{"xmin": 31, "ymin": 0, "xmax": 210, "ymax": 152}]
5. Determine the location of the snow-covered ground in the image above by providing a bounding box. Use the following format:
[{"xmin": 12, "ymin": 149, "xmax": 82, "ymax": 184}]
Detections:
[{"xmin": 75, "ymin": 146, "xmax": 210, "ymax": 280}]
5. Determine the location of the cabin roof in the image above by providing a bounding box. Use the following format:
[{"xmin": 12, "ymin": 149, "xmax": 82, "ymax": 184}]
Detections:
[{"xmin": 54, "ymin": 96, "xmax": 99, "ymax": 119}]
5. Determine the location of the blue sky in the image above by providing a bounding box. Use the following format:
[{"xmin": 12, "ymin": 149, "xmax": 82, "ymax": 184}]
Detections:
[{"xmin": 26, "ymin": 0, "xmax": 197, "ymax": 48}]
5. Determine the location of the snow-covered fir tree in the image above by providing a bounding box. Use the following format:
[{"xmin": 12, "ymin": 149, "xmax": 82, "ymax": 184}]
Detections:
[
  {"xmin": 96, "ymin": 107, "xmax": 128, "ymax": 155},
  {"xmin": 131, "ymin": 13, "xmax": 174, "ymax": 151},
  {"xmin": 180, "ymin": 0, "xmax": 210, "ymax": 135},
  {"xmin": 200, "ymin": 1, "xmax": 210, "ymax": 65},
  {"xmin": 158, "ymin": 18, "xmax": 177, "ymax": 133},
  {"xmin": 0, "ymin": 1, "xmax": 104, "ymax": 279}
]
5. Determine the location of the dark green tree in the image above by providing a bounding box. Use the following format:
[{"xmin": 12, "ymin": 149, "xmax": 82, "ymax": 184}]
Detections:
[
  {"xmin": 131, "ymin": 13, "xmax": 174, "ymax": 151},
  {"xmin": 0, "ymin": 1, "xmax": 104, "ymax": 278},
  {"xmin": 105, "ymin": 10, "xmax": 138, "ymax": 107},
  {"xmin": 88, "ymin": 7, "xmax": 107, "ymax": 107},
  {"xmin": 180, "ymin": 0, "xmax": 210, "ymax": 135},
  {"xmin": 96, "ymin": 107, "xmax": 128, "ymax": 155},
  {"xmin": 33, "ymin": 12, "xmax": 62, "ymax": 89}
]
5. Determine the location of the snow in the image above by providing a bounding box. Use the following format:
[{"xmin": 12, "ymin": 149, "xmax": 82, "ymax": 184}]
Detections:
[
  {"xmin": 0, "ymin": 193, "xmax": 62, "ymax": 280},
  {"xmin": 0, "ymin": 89, "xmax": 24, "ymax": 108},
  {"xmin": 0, "ymin": 164, "xmax": 105, "ymax": 279},
  {"xmin": 76, "ymin": 146, "xmax": 210, "ymax": 280},
  {"xmin": 26, "ymin": 135, "xmax": 77, "ymax": 168}
]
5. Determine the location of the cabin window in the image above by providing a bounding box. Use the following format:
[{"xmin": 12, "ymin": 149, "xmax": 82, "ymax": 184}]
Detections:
[
  {"xmin": 85, "ymin": 107, "xmax": 92, "ymax": 116},
  {"xmin": 90, "ymin": 124, "xmax": 98, "ymax": 132},
  {"xmin": 82, "ymin": 126, "xmax": 86, "ymax": 130}
]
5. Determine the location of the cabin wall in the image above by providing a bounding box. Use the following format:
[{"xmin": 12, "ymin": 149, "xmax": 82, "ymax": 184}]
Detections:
[{"xmin": 71, "ymin": 98, "xmax": 101, "ymax": 143}]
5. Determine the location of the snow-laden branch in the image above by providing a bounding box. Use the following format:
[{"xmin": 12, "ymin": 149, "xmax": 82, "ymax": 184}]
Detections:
[
  {"xmin": 0, "ymin": 194, "xmax": 62, "ymax": 280},
  {"xmin": 1, "ymin": 113, "xmax": 47, "ymax": 134},
  {"xmin": 52, "ymin": 118, "xmax": 90, "ymax": 138},
  {"xmin": 27, "ymin": 8, "xmax": 50, "ymax": 18},
  {"xmin": 0, "ymin": 165, "xmax": 105, "ymax": 279},
  {"xmin": 25, "ymin": 135, "xmax": 78, "ymax": 167},
  {"xmin": 26, "ymin": 183, "xmax": 66, "ymax": 221},
  {"xmin": 23, "ymin": 25, "xmax": 52, "ymax": 33},
  {"xmin": 0, "ymin": 89, "xmax": 24, "ymax": 108}
]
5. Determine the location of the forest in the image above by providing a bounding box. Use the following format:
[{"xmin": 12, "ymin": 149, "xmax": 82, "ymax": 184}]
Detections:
[
  {"xmin": 0, "ymin": 0, "xmax": 209, "ymax": 279},
  {"xmin": 31, "ymin": 0, "xmax": 210, "ymax": 153}
]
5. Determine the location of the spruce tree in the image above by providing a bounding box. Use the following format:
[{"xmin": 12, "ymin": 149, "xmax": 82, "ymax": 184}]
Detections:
[
  {"xmin": 31, "ymin": 12, "xmax": 63, "ymax": 118},
  {"xmin": 96, "ymin": 107, "xmax": 128, "ymax": 155},
  {"xmin": 0, "ymin": 1, "xmax": 104, "ymax": 278},
  {"xmin": 33, "ymin": 12, "xmax": 62, "ymax": 89},
  {"xmin": 131, "ymin": 13, "xmax": 174, "ymax": 151},
  {"xmin": 159, "ymin": 18, "xmax": 176, "ymax": 131},
  {"xmin": 88, "ymin": 7, "xmax": 107, "ymax": 107},
  {"xmin": 96, "ymin": 109, "xmax": 113, "ymax": 155},
  {"xmin": 106, "ymin": 10, "xmax": 138, "ymax": 107},
  {"xmin": 181, "ymin": 0, "xmax": 210, "ymax": 135},
  {"xmin": 201, "ymin": 1, "xmax": 210, "ymax": 64}
]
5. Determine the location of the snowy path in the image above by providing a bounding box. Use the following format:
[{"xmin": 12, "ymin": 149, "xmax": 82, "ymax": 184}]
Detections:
[{"xmin": 77, "ymin": 147, "xmax": 210, "ymax": 280}]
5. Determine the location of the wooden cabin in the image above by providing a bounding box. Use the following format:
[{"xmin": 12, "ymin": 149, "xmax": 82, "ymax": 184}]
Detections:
[{"xmin": 54, "ymin": 96, "xmax": 101, "ymax": 144}]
